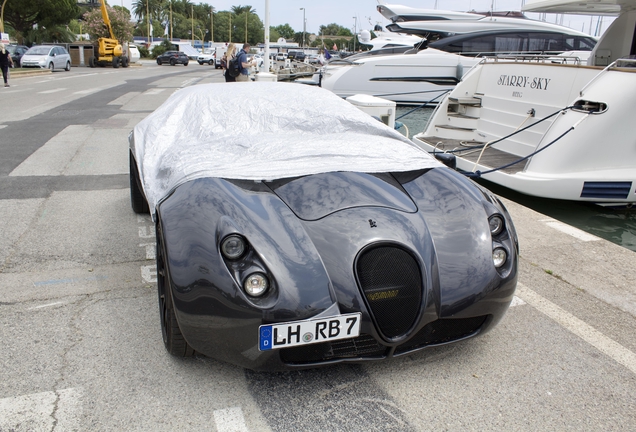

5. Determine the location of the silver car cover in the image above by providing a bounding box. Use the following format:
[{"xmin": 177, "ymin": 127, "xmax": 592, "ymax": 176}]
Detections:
[{"xmin": 131, "ymin": 81, "xmax": 441, "ymax": 214}]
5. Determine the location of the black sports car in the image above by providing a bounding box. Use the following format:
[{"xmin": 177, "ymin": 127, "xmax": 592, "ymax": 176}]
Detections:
[{"xmin": 129, "ymin": 82, "xmax": 518, "ymax": 371}]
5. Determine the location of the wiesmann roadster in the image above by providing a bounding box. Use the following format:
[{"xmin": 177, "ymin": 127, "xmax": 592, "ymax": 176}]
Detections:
[{"xmin": 129, "ymin": 82, "xmax": 518, "ymax": 371}]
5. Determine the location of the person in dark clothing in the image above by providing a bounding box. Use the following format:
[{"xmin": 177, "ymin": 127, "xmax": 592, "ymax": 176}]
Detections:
[
  {"xmin": 0, "ymin": 43, "xmax": 14, "ymax": 87},
  {"xmin": 222, "ymin": 43, "xmax": 237, "ymax": 82}
]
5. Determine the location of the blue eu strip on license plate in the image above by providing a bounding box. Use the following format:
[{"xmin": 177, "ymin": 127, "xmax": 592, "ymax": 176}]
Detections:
[{"xmin": 259, "ymin": 312, "xmax": 361, "ymax": 351}]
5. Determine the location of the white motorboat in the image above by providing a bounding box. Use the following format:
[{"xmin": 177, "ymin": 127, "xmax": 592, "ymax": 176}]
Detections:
[
  {"xmin": 412, "ymin": 0, "xmax": 636, "ymax": 207},
  {"xmin": 319, "ymin": 7, "xmax": 596, "ymax": 104},
  {"xmin": 358, "ymin": 25, "xmax": 423, "ymax": 51}
]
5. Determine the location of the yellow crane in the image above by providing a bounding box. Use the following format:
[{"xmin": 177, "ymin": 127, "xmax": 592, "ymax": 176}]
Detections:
[{"xmin": 88, "ymin": 0, "xmax": 128, "ymax": 68}]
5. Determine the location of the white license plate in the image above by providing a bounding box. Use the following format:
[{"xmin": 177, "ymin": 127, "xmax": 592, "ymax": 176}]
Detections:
[{"xmin": 259, "ymin": 313, "xmax": 361, "ymax": 351}]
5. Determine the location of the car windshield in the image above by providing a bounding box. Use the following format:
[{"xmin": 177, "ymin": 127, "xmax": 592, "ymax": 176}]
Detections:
[
  {"xmin": 25, "ymin": 46, "xmax": 52, "ymax": 55},
  {"xmin": 7, "ymin": 46, "xmax": 17, "ymax": 54}
]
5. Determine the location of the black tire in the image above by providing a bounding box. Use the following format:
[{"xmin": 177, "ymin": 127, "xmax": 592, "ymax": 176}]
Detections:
[
  {"xmin": 113, "ymin": 56, "xmax": 120, "ymax": 68},
  {"xmin": 129, "ymin": 153, "xmax": 150, "ymax": 214},
  {"xmin": 122, "ymin": 56, "xmax": 129, "ymax": 68},
  {"xmin": 48, "ymin": 62, "xmax": 54, "ymax": 72},
  {"xmin": 156, "ymin": 221, "xmax": 195, "ymax": 357},
  {"xmin": 184, "ymin": 61, "xmax": 188, "ymax": 66},
  {"xmin": 198, "ymin": 61, "xmax": 203, "ymax": 65},
  {"xmin": 208, "ymin": 60, "xmax": 213, "ymax": 65},
  {"xmin": 170, "ymin": 59, "xmax": 176, "ymax": 66},
  {"xmin": 89, "ymin": 56, "xmax": 96, "ymax": 68},
  {"xmin": 65, "ymin": 61, "xmax": 71, "ymax": 71},
  {"xmin": 157, "ymin": 58, "xmax": 162, "ymax": 65}
]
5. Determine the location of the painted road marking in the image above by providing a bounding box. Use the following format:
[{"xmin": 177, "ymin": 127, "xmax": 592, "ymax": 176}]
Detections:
[
  {"xmin": 29, "ymin": 301, "xmax": 65, "ymax": 310},
  {"xmin": 138, "ymin": 215, "xmax": 157, "ymax": 283},
  {"xmin": 540, "ymin": 219, "xmax": 600, "ymax": 242},
  {"xmin": 74, "ymin": 88, "xmax": 103, "ymax": 95},
  {"xmin": 0, "ymin": 388, "xmax": 82, "ymax": 431},
  {"xmin": 213, "ymin": 407, "xmax": 249, "ymax": 432},
  {"xmin": 143, "ymin": 88, "xmax": 165, "ymax": 95},
  {"xmin": 39, "ymin": 88, "xmax": 67, "ymax": 94},
  {"xmin": 509, "ymin": 296, "xmax": 526, "ymax": 307},
  {"xmin": 517, "ymin": 283, "xmax": 636, "ymax": 375},
  {"xmin": 139, "ymin": 242, "xmax": 156, "ymax": 259}
]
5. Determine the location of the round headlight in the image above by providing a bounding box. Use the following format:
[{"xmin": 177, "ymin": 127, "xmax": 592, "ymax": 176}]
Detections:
[
  {"xmin": 243, "ymin": 273, "xmax": 269, "ymax": 297},
  {"xmin": 221, "ymin": 235, "xmax": 246, "ymax": 260},
  {"xmin": 492, "ymin": 247, "xmax": 507, "ymax": 268},
  {"xmin": 489, "ymin": 215, "xmax": 505, "ymax": 236}
]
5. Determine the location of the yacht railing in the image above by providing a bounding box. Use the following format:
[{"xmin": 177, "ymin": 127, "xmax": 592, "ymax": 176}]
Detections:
[
  {"xmin": 479, "ymin": 53, "xmax": 584, "ymax": 65},
  {"xmin": 579, "ymin": 57, "xmax": 636, "ymax": 96}
]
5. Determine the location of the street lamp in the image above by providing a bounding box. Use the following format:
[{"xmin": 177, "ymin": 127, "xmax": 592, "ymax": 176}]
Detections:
[
  {"xmin": 300, "ymin": 8, "xmax": 305, "ymax": 48},
  {"xmin": 353, "ymin": 16, "xmax": 357, "ymax": 52},
  {"xmin": 210, "ymin": 6, "xmax": 214, "ymax": 43}
]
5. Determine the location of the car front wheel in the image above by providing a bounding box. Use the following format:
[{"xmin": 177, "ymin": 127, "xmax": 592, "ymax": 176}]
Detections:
[
  {"xmin": 48, "ymin": 62, "xmax": 54, "ymax": 72},
  {"xmin": 170, "ymin": 59, "xmax": 176, "ymax": 66},
  {"xmin": 156, "ymin": 59, "xmax": 162, "ymax": 65},
  {"xmin": 156, "ymin": 221, "xmax": 194, "ymax": 357},
  {"xmin": 65, "ymin": 61, "xmax": 71, "ymax": 71},
  {"xmin": 184, "ymin": 61, "xmax": 188, "ymax": 66},
  {"xmin": 208, "ymin": 60, "xmax": 213, "ymax": 65}
]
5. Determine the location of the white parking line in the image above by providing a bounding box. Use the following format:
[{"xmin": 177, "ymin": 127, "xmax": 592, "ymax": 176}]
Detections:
[
  {"xmin": 213, "ymin": 407, "xmax": 249, "ymax": 432},
  {"xmin": 540, "ymin": 219, "xmax": 600, "ymax": 242},
  {"xmin": 143, "ymin": 88, "xmax": 165, "ymax": 95},
  {"xmin": 29, "ymin": 301, "xmax": 65, "ymax": 310},
  {"xmin": 39, "ymin": 88, "xmax": 67, "ymax": 94},
  {"xmin": 516, "ymin": 283, "xmax": 636, "ymax": 375},
  {"xmin": 0, "ymin": 388, "xmax": 82, "ymax": 431}
]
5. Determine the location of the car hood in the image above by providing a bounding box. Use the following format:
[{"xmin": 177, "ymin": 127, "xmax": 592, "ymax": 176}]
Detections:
[
  {"xmin": 22, "ymin": 54, "xmax": 47, "ymax": 61},
  {"xmin": 267, "ymin": 172, "xmax": 417, "ymax": 220}
]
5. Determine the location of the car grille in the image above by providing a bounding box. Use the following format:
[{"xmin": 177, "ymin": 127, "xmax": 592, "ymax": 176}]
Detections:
[
  {"xmin": 395, "ymin": 316, "xmax": 488, "ymax": 354},
  {"xmin": 356, "ymin": 246, "xmax": 422, "ymax": 339},
  {"xmin": 280, "ymin": 334, "xmax": 387, "ymax": 364}
]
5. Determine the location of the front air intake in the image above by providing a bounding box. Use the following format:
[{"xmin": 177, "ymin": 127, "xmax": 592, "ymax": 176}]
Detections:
[{"xmin": 356, "ymin": 245, "xmax": 423, "ymax": 339}]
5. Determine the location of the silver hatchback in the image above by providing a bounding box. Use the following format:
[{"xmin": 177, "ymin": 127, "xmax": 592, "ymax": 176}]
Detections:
[{"xmin": 21, "ymin": 45, "xmax": 71, "ymax": 71}]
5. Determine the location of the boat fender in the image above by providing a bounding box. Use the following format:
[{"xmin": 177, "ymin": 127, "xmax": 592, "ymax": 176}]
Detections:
[
  {"xmin": 434, "ymin": 153, "xmax": 457, "ymax": 169},
  {"xmin": 456, "ymin": 63, "xmax": 464, "ymax": 81}
]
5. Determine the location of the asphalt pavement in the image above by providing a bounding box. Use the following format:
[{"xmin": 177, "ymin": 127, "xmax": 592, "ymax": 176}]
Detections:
[{"xmin": 0, "ymin": 64, "xmax": 634, "ymax": 431}]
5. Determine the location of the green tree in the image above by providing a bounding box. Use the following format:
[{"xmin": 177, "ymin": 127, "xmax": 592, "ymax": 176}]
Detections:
[
  {"xmin": 319, "ymin": 23, "xmax": 352, "ymax": 37},
  {"xmin": 3, "ymin": 0, "xmax": 79, "ymax": 44},
  {"xmin": 273, "ymin": 23, "xmax": 294, "ymax": 39}
]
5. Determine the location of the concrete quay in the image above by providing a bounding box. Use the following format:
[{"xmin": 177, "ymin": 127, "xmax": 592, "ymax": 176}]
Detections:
[{"xmin": 502, "ymin": 196, "xmax": 636, "ymax": 319}]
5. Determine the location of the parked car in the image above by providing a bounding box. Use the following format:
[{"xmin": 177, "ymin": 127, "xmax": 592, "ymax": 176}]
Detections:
[
  {"xmin": 128, "ymin": 82, "xmax": 519, "ymax": 371},
  {"xmin": 275, "ymin": 52, "xmax": 287, "ymax": 61},
  {"xmin": 287, "ymin": 50, "xmax": 300, "ymax": 61},
  {"xmin": 308, "ymin": 54, "xmax": 322, "ymax": 65},
  {"xmin": 7, "ymin": 44, "xmax": 28, "ymax": 68},
  {"xmin": 156, "ymin": 51, "xmax": 189, "ymax": 66},
  {"xmin": 20, "ymin": 45, "xmax": 71, "ymax": 71},
  {"xmin": 295, "ymin": 52, "xmax": 307, "ymax": 62},
  {"xmin": 197, "ymin": 49, "xmax": 215, "ymax": 65}
]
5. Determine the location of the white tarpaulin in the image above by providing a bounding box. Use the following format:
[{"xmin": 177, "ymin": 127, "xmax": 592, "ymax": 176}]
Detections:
[{"xmin": 131, "ymin": 82, "xmax": 441, "ymax": 213}]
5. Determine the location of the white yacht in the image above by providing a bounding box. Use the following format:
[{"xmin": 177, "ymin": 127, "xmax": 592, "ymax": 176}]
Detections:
[
  {"xmin": 319, "ymin": 10, "xmax": 596, "ymax": 104},
  {"xmin": 412, "ymin": 0, "xmax": 636, "ymax": 207}
]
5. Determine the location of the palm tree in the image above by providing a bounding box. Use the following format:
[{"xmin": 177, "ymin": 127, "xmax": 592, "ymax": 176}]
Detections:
[{"xmin": 231, "ymin": 5, "xmax": 256, "ymax": 15}]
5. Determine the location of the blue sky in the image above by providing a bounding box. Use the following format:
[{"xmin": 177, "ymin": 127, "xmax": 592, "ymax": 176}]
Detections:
[{"xmin": 115, "ymin": 0, "xmax": 613, "ymax": 36}]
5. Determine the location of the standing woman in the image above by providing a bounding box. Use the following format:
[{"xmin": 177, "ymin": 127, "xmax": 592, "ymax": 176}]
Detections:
[
  {"xmin": 0, "ymin": 43, "xmax": 14, "ymax": 88},
  {"xmin": 222, "ymin": 43, "xmax": 237, "ymax": 82}
]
